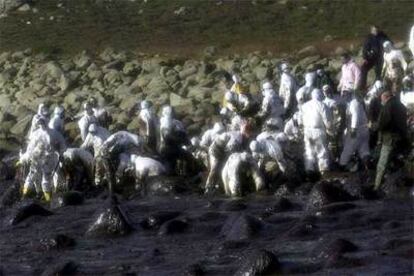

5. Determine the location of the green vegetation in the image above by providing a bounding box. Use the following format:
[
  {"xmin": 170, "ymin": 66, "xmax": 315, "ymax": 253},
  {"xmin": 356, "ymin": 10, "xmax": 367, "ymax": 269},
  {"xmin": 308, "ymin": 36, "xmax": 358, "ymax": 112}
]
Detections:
[{"xmin": 0, "ymin": 0, "xmax": 413, "ymax": 56}]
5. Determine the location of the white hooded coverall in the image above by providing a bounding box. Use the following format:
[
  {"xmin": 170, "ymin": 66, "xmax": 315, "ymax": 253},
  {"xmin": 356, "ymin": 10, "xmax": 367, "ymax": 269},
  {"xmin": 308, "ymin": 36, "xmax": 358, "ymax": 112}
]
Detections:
[
  {"xmin": 81, "ymin": 125, "xmax": 110, "ymax": 156},
  {"xmin": 258, "ymin": 87, "xmax": 285, "ymax": 121},
  {"xmin": 296, "ymin": 72, "xmax": 316, "ymax": 102},
  {"xmin": 205, "ymin": 131, "xmax": 244, "ymax": 191},
  {"xmin": 200, "ymin": 123, "xmax": 225, "ymax": 149},
  {"xmin": 131, "ymin": 155, "xmax": 167, "ymax": 182},
  {"xmin": 78, "ymin": 112, "xmax": 98, "ymax": 141},
  {"xmin": 339, "ymin": 98, "xmax": 370, "ymax": 166},
  {"xmin": 21, "ymin": 127, "xmax": 66, "ymax": 194},
  {"xmin": 221, "ymin": 152, "xmax": 264, "ymax": 197},
  {"xmin": 279, "ymin": 71, "xmax": 297, "ymax": 112},
  {"xmin": 301, "ymin": 90, "xmax": 332, "ymax": 172}
]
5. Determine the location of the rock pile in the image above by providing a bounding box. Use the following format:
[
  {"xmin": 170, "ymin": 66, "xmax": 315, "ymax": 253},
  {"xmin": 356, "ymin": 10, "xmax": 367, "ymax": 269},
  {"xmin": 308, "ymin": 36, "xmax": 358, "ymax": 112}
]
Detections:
[{"xmin": 0, "ymin": 44, "xmax": 412, "ymax": 155}]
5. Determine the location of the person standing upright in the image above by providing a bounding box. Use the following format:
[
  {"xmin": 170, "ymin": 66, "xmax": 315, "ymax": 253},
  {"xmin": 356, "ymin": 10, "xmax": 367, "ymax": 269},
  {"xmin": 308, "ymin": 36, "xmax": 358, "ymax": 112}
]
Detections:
[{"xmin": 360, "ymin": 25, "xmax": 390, "ymax": 90}]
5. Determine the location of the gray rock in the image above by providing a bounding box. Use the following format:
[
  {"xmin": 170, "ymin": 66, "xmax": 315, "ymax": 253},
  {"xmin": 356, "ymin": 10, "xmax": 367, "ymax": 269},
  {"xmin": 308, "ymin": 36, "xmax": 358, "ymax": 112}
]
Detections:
[
  {"xmin": 297, "ymin": 45, "xmax": 318, "ymax": 58},
  {"xmin": 0, "ymin": 0, "xmax": 30, "ymax": 15},
  {"xmin": 170, "ymin": 93, "xmax": 194, "ymax": 115},
  {"xmin": 146, "ymin": 75, "xmax": 171, "ymax": 93},
  {"xmin": 179, "ymin": 65, "xmax": 198, "ymax": 79},
  {"xmin": 253, "ymin": 65, "xmax": 271, "ymax": 80},
  {"xmin": 59, "ymin": 74, "xmax": 72, "ymax": 92},
  {"xmin": 9, "ymin": 115, "xmax": 31, "ymax": 136},
  {"xmin": 74, "ymin": 51, "xmax": 92, "ymax": 69}
]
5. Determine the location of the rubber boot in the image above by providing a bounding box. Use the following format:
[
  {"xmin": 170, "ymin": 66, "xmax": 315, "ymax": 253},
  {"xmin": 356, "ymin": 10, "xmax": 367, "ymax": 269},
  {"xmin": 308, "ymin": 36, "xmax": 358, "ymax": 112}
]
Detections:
[
  {"xmin": 22, "ymin": 186, "xmax": 30, "ymax": 199},
  {"xmin": 43, "ymin": 192, "xmax": 52, "ymax": 203}
]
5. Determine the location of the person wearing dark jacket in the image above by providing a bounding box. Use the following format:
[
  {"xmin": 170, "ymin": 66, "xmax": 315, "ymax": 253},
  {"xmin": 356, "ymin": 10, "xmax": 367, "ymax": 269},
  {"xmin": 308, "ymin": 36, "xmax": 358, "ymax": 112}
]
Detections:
[
  {"xmin": 374, "ymin": 91, "xmax": 408, "ymax": 190},
  {"xmin": 316, "ymin": 68, "xmax": 335, "ymax": 91},
  {"xmin": 361, "ymin": 26, "xmax": 391, "ymax": 90}
]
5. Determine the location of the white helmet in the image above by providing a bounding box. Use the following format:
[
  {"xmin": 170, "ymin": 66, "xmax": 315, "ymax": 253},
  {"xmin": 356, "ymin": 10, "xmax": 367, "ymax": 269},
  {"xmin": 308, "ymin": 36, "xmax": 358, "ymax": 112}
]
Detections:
[
  {"xmin": 311, "ymin": 88, "xmax": 323, "ymax": 101},
  {"xmin": 266, "ymin": 118, "xmax": 283, "ymax": 130},
  {"xmin": 38, "ymin": 103, "xmax": 49, "ymax": 116},
  {"xmin": 262, "ymin": 81, "xmax": 273, "ymax": 90},
  {"xmin": 281, "ymin": 63, "xmax": 289, "ymax": 72},
  {"xmin": 140, "ymin": 100, "xmax": 151, "ymax": 110},
  {"xmin": 316, "ymin": 69, "xmax": 324, "ymax": 76},
  {"xmin": 190, "ymin": 137, "xmax": 200, "ymax": 147},
  {"xmin": 53, "ymin": 106, "xmax": 64, "ymax": 115},
  {"xmin": 162, "ymin": 106, "xmax": 173, "ymax": 117},
  {"xmin": 130, "ymin": 154, "xmax": 138, "ymax": 163},
  {"xmin": 225, "ymin": 91, "xmax": 237, "ymax": 103},
  {"xmin": 305, "ymin": 72, "xmax": 316, "ymax": 86},
  {"xmin": 296, "ymin": 88, "xmax": 306, "ymax": 104},
  {"xmin": 213, "ymin": 122, "xmax": 224, "ymax": 133},
  {"xmin": 88, "ymin": 123, "xmax": 97, "ymax": 133},
  {"xmin": 232, "ymin": 74, "xmax": 240, "ymax": 84},
  {"xmin": 383, "ymin": 40, "xmax": 392, "ymax": 49},
  {"xmin": 374, "ymin": 80, "xmax": 383, "ymax": 90},
  {"xmin": 249, "ymin": 140, "xmax": 261, "ymax": 153}
]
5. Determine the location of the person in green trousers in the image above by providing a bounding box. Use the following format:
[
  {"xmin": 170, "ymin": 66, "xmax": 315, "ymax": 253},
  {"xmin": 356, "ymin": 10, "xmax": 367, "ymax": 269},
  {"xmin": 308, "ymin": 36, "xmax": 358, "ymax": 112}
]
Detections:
[{"xmin": 374, "ymin": 91, "xmax": 408, "ymax": 190}]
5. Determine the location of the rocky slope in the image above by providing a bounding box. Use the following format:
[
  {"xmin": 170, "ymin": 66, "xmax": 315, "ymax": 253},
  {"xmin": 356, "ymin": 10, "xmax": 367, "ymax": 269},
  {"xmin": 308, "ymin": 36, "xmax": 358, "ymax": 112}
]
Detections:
[{"xmin": 0, "ymin": 43, "xmax": 413, "ymax": 157}]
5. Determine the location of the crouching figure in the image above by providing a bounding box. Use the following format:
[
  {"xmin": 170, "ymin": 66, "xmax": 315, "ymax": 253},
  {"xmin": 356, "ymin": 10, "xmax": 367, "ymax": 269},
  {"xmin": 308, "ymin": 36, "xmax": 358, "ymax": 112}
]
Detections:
[{"xmin": 221, "ymin": 152, "xmax": 265, "ymax": 197}]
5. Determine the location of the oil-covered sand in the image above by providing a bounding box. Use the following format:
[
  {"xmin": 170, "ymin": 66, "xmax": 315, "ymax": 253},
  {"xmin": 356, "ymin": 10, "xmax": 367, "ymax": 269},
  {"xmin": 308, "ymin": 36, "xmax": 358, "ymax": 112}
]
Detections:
[{"xmin": 0, "ymin": 172, "xmax": 413, "ymax": 275}]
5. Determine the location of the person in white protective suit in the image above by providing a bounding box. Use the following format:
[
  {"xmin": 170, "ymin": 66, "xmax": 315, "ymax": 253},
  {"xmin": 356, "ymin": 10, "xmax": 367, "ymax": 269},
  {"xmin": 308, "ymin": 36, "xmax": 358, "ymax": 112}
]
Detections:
[
  {"xmin": 229, "ymin": 114, "xmax": 247, "ymax": 131},
  {"xmin": 205, "ymin": 130, "xmax": 246, "ymax": 193},
  {"xmin": 284, "ymin": 111, "xmax": 303, "ymax": 141},
  {"xmin": 257, "ymin": 118, "xmax": 287, "ymax": 143},
  {"xmin": 130, "ymin": 154, "xmax": 167, "ymax": 184},
  {"xmin": 95, "ymin": 131, "xmax": 144, "ymax": 188},
  {"xmin": 138, "ymin": 100, "xmax": 159, "ymax": 152},
  {"xmin": 189, "ymin": 137, "xmax": 209, "ymax": 169},
  {"xmin": 365, "ymin": 80, "xmax": 384, "ymax": 125},
  {"xmin": 339, "ymin": 92, "xmax": 370, "ymax": 170},
  {"xmin": 296, "ymin": 71, "xmax": 317, "ymax": 102},
  {"xmin": 365, "ymin": 80, "xmax": 384, "ymax": 107},
  {"xmin": 257, "ymin": 82, "xmax": 285, "ymax": 122},
  {"xmin": 321, "ymin": 86, "xmax": 342, "ymax": 161},
  {"xmin": 78, "ymin": 102, "xmax": 98, "ymax": 141},
  {"xmin": 19, "ymin": 118, "xmax": 66, "ymax": 202},
  {"xmin": 89, "ymin": 97, "xmax": 112, "ymax": 129},
  {"xmin": 56, "ymin": 148, "xmax": 94, "ymax": 191},
  {"xmin": 28, "ymin": 103, "xmax": 49, "ymax": 139},
  {"xmin": 284, "ymin": 90, "xmax": 306, "ymax": 141},
  {"xmin": 200, "ymin": 122, "xmax": 225, "ymax": 149},
  {"xmin": 409, "ymin": 25, "xmax": 414, "ymax": 58},
  {"xmin": 99, "ymin": 131, "xmax": 144, "ymax": 157},
  {"xmin": 80, "ymin": 123, "xmax": 110, "ymax": 156},
  {"xmin": 159, "ymin": 105, "xmax": 192, "ymax": 174},
  {"xmin": 250, "ymin": 139, "xmax": 288, "ymax": 174},
  {"xmin": 48, "ymin": 106, "xmax": 65, "ymax": 134},
  {"xmin": 301, "ymin": 89, "xmax": 333, "ymax": 175},
  {"xmin": 223, "ymin": 90, "xmax": 252, "ymax": 115},
  {"xmin": 382, "ymin": 41, "xmax": 408, "ymax": 97},
  {"xmin": 230, "ymin": 74, "xmax": 243, "ymax": 94},
  {"xmin": 279, "ymin": 63, "xmax": 298, "ymax": 115},
  {"xmin": 221, "ymin": 152, "xmax": 265, "ymax": 197},
  {"xmin": 322, "ymin": 85, "xmax": 339, "ymax": 114}
]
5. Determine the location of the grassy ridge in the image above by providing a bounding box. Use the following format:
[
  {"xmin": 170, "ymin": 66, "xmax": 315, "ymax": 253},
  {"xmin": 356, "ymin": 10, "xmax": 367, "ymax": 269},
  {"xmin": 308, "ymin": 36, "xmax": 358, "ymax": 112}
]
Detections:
[{"xmin": 0, "ymin": 0, "xmax": 413, "ymax": 56}]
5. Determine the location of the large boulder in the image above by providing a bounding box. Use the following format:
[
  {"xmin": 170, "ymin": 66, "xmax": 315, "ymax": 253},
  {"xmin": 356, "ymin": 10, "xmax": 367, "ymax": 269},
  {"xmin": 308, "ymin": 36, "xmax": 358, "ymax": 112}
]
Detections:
[
  {"xmin": 9, "ymin": 200, "xmax": 53, "ymax": 225},
  {"xmin": 297, "ymin": 45, "xmax": 318, "ymax": 58},
  {"xmin": 0, "ymin": 0, "xmax": 31, "ymax": 15},
  {"xmin": 220, "ymin": 213, "xmax": 262, "ymax": 241},
  {"xmin": 86, "ymin": 197, "xmax": 133, "ymax": 237},
  {"xmin": 9, "ymin": 114, "xmax": 31, "ymax": 136},
  {"xmin": 170, "ymin": 93, "xmax": 194, "ymax": 115},
  {"xmin": 306, "ymin": 180, "xmax": 355, "ymax": 211},
  {"xmin": 235, "ymin": 249, "xmax": 281, "ymax": 276}
]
